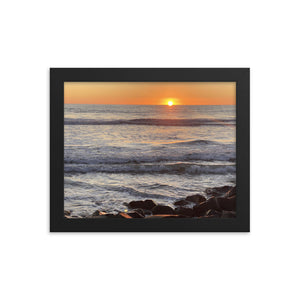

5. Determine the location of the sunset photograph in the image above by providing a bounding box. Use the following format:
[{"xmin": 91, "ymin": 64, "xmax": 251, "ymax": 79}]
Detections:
[{"xmin": 64, "ymin": 82, "xmax": 237, "ymax": 219}]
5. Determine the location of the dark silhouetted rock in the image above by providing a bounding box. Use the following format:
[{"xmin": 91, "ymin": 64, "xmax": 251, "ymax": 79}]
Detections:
[
  {"xmin": 152, "ymin": 205, "xmax": 175, "ymax": 215},
  {"xmin": 185, "ymin": 194, "xmax": 206, "ymax": 204},
  {"xmin": 174, "ymin": 199, "xmax": 189, "ymax": 206},
  {"xmin": 206, "ymin": 209, "xmax": 222, "ymax": 217},
  {"xmin": 144, "ymin": 199, "xmax": 157, "ymax": 210},
  {"xmin": 128, "ymin": 199, "xmax": 157, "ymax": 210},
  {"xmin": 225, "ymin": 186, "xmax": 236, "ymax": 197},
  {"xmin": 64, "ymin": 210, "xmax": 71, "ymax": 216},
  {"xmin": 142, "ymin": 209, "xmax": 153, "ymax": 216},
  {"xmin": 89, "ymin": 215, "xmax": 110, "ymax": 219},
  {"xmin": 127, "ymin": 200, "xmax": 143, "ymax": 208},
  {"xmin": 175, "ymin": 207, "xmax": 194, "ymax": 217},
  {"xmin": 117, "ymin": 212, "xmax": 132, "ymax": 219},
  {"xmin": 146, "ymin": 214, "xmax": 186, "ymax": 218},
  {"xmin": 205, "ymin": 186, "xmax": 232, "ymax": 196},
  {"xmin": 91, "ymin": 210, "xmax": 107, "ymax": 217},
  {"xmin": 218, "ymin": 195, "xmax": 236, "ymax": 211},
  {"xmin": 206, "ymin": 197, "xmax": 222, "ymax": 211},
  {"xmin": 89, "ymin": 211, "xmax": 117, "ymax": 218},
  {"xmin": 133, "ymin": 208, "xmax": 145, "ymax": 217},
  {"xmin": 193, "ymin": 202, "xmax": 210, "ymax": 216},
  {"xmin": 128, "ymin": 211, "xmax": 144, "ymax": 218}
]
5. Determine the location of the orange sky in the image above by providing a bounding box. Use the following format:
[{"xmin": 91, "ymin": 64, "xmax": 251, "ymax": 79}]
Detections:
[{"xmin": 64, "ymin": 82, "xmax": 236, "ymax": 105}]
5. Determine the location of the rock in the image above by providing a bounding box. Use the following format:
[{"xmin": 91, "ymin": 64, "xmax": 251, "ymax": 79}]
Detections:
[
  {"xmin": 174, "ymin": 199, "xmax": 189, "ymax": 206},
  {"xmin": 127, "ymin": 200, "xmax": 143, "ymax": 209},
  {"xmin": 89, "ymin": 211, "xmax": 118, "ymax": 218},
  {"xmin": 221, "ymin": 211, "xmax": 236, "ymax": 218},
  {"xmin": 146, "ymin": 214, "xmax": 186, "ymax": 218},
  {"xmin": 225, "ymin": 186, "xmax": 236, "ymax": 197},
  {"xmin": 162, "ymin": 215, "xmax": 187, "ymax": 218},
  {"xmin": 128, "ymin": 199, "xmax": 157, "ymax": 210},
  {"xmin": 185, "ymin": 194, "xmax": 206, "ymax": 204},
  {"xmin": 64, "ymin": 210, "xmax": 71, "ymax": 216},
  {"xmin": 140, "ymin": 209, "xmax": 153, "ymax": 216},
  {"xmin": 89, "ymin": 215, "xmax": 110, "ymax": 219},
  {"xmin": 128, "ymin": 211, "xmax": 144, "ymax": 218},
  {"xmin": 133, "ymin": 208, "xmax": 145, "ymax": 217},
  {"xmin": 117, "ymin": 212, "xmax": 132, "ymax": 219},
  {"xmin": 205, "ymin": 186, "xmax": 232, "ymax": 196},
  {"xmin": 193, "ymin": 202, "xmax": 210, "ymax": 216},
  {"xmin": 175, "ymin": 207, "xmax": 194, "ymax": 217},
  {"xmin": 91, "ymin": 210, "xmax": 107, "ymax": 217},
  {"xmin": 218, "ymin": 195, "xmax": 236, "ymax": 211},
  {"xmin": 206, "ymin": 197, "xmax": 222, "ymax": 211},
  {"xmin": 152, "ymin": 205, "xmax": 175, "ymax": 215},
  {"xmin": 144, "ymin": 199, "xmax": 157, "ymax": 210},
  {"xmin": 206, "ymin": 209, "xmax": 222, "ymax": 217}
]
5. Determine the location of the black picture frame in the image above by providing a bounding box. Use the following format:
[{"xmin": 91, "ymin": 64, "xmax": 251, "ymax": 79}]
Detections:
[{"xmin": 50, "ymin": 68, "xmax": 250, "ymax": 232}]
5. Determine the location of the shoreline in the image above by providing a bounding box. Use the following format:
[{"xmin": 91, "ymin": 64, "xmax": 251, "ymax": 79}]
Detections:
[{"xmin": 64, "ymin": 185, "xmax": 236, "ymax": 219}]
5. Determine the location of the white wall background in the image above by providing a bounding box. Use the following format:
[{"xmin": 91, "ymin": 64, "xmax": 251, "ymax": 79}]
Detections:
[{"xmin": 1, "ymin": 1, "xmax": 299, "ymax": 299}]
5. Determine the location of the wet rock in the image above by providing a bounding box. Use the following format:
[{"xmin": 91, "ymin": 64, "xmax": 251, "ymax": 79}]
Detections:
[
  {"xmin": 193, "ymin": 202, "xmax": 210, "ymax": 216},
  {"xmin": 206, "ymin": 209, "xmax": 222, "ymax": 217},
  {"xmin": 64, "ymin": 210, "xmax": 71, "ymax": 216},
  {"xmin": 175, "ymin": 207, "xmax": 194, "ymax": 217},
  {"xmin": 89, "ymin": 211, "xmax": 118, "ymax": 218},
  {"xmin": 174, "ymin": 199, "xmax": 189, "ymax": 206},
  {"xmin": 128, "ymin": 211, "xmax": 144, "ymax": 218},
  {"xmin": 218, "ymin": 195, "xmax": 236, "ymax": 211},
  {"xmin": 185, "ymin": 194, "xmax": 206, "ymax": 204},
  {"xmin": 117, "ymin": 212, "xmax": 132, "ymax": 219},
  {"xmin": 89, "ymin": 215, "xmax": 110, "ymax": 219},
  {"xmin": 127, "ymin": 200, "xmax": 143, "ymax": 209},
  {"xmin": 225, "ymin": 186, "xmax": 236, "ymax": 197},
  {"xmin": 128, "ymin": 199, "xmax": 157, "ymax": 210},
  {"xmin": 152, "ymin": 205, "xmax": 175, "ymax": 215},
  {"xmin": 206, "ymin": 197, "xmax": 222, "ymax": 211},
  {"xmin": 91, "ymin": 210, "xmax": 107, "ymax": 217},
  {"xmin": 141, "ymin": 209, "xmax": 153, "ymax": 216},
  {"xmin": 205, "ymin": 186, "xmax": 232, "ymax": 196},
  {"xmin": 144, "ymin": 199, "xmax": 157, "ymax": 210},
  {"xmin": 146, "ymin": 214, "xmax": 186, "ymax": 218},
  {"xmin": 133, "ymin": 208, "xmax": 145, "ymax": 217}
]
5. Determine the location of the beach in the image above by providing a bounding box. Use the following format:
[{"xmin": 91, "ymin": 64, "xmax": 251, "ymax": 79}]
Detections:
[{"xmin": 64, "ymin": 185, "xmax": 236, "ymax": 219}]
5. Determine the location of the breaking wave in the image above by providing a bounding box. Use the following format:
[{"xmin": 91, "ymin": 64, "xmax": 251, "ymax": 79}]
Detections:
[
  {"xmin": 64, "ymin": 151, "xmax": 235, "ymax": 165},
  {"xmin": 64, "ymin": 162, "xmax": 236, "ymax": 175}
]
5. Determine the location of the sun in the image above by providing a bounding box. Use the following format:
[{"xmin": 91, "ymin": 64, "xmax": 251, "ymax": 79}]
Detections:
[{"xmin": 168, "ymin": 100, "xmax": 174, "ymax": 106}]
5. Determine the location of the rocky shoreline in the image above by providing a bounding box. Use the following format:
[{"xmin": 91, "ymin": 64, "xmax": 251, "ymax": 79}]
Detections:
[{"xmin": 64, "ymin": 185, "xmax": 236, "ymax": 219}]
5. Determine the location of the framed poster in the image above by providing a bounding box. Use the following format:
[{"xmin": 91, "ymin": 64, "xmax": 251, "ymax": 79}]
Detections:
[{"xmin": 50, "ymin": 68, "xmax": 250, "ymax": 232}]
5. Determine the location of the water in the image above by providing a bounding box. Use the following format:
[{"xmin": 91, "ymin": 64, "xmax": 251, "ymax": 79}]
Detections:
[{"xmin": 64, "ymin": 104, "xmax": 236, "ymax": 217}]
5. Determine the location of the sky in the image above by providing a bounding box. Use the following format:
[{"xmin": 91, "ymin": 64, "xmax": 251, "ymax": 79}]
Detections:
[{"xmin": 64, "ymin": 82, "xmax": 236, "ymax": 105}]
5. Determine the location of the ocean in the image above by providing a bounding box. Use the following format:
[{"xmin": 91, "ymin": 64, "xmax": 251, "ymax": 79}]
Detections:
[{"xmin": 64, "ymin": 104, "xmax": 236, "ymax": 217}]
